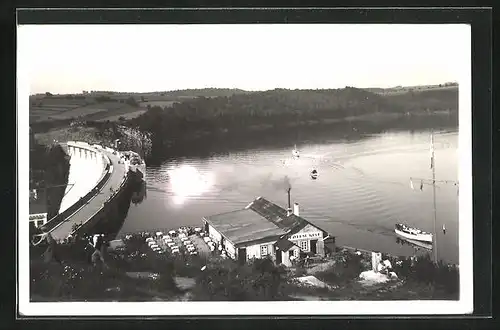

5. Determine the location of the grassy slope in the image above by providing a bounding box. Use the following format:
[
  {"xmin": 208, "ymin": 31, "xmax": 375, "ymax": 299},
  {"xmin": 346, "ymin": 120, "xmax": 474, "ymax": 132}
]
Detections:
[
  {"xmin": 29, "ymin": 89, "xmax": 249, "ymax": 124},
  {"xmin": 29, "ymin": 85, "xmax": 457, "ymax": 124}
]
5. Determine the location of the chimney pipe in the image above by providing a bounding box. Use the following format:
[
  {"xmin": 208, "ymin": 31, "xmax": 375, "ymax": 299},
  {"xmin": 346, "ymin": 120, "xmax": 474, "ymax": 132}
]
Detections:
[
  {"xmin": 286, "ymin": 188, "xmax": 293, "ymax": 216},
  {"xmin": 293, "ymin": 202, "xmax": 299, "ymax": 216},
  {"xmin": 286, "ymin": 188, "xmax": 293, "ymax": 217},
  {"xmin": 287, "ymin": 188, "xmax": 291, "ymax": 209}
]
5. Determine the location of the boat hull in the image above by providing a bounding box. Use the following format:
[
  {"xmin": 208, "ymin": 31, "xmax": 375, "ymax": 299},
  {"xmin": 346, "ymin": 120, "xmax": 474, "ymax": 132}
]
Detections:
[{"xmin": 395, "ymin": 228, "xmax": 432, "ymax": 243}]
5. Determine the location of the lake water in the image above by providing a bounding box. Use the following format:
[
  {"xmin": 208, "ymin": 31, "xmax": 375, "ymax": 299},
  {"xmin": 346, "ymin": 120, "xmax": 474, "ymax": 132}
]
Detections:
[{"xmin": 118, "ymin": 129, "xmax": 459, "ymax": 264}]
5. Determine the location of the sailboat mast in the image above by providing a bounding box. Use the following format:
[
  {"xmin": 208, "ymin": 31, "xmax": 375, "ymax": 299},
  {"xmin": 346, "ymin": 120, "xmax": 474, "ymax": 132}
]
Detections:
[{"xmin": 430, "ymin": 132, "xmax": 438, "ymax": 263}]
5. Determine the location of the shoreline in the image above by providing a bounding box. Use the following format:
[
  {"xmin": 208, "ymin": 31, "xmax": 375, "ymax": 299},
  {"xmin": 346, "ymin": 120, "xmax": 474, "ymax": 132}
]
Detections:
[{"xmin": 145, "ymin": 112, "xmax": 458, "ymax": 164}]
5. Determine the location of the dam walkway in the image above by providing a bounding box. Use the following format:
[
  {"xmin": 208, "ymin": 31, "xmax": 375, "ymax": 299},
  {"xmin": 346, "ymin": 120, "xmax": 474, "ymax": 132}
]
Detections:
[{"xmin": 40, "ymin": 142, "xmax": 129, "ymax": 242}]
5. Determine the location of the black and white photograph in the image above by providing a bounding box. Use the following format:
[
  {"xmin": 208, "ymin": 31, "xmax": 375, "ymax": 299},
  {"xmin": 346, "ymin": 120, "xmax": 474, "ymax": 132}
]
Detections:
[{"xmin": 18, "ymin": 19, "xmax": 473, "ymax": 316}]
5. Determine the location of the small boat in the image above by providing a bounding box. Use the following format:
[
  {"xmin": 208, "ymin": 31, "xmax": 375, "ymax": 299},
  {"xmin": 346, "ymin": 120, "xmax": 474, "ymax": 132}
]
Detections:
[
  {"xmin": 292, "ymin": 145, "xmax": 300, "ymax": 158},
  {"xmin": 310, "ymin": 169, "xmax": 318, "ymax": 180},
  {"xmin": 394, "ymin": 223, "xmax": 433, "ymax": 243}
]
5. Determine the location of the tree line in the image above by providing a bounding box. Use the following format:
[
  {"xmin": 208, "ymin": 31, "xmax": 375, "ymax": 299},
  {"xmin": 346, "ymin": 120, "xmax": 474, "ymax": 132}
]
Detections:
[{"xmin": 124, "ymin": 87, "xmax": 458, "ymax": 157}]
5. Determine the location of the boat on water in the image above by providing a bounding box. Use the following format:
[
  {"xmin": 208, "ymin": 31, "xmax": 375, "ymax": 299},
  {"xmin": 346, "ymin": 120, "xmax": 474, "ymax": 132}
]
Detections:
[
  {"xmin": 292, "ymin": 145, "xmax": 300, "ymax": 158},
  {"xmin": 310, "ymin": 169, "xmax": 318, "ymax": 180},
  {"xmin": 121, "ymin": 151, "xmax": 146, "ymax": 180},
  {"xmin": 394, "ymin": 223, "xmax": 433, "ymax": 243}
]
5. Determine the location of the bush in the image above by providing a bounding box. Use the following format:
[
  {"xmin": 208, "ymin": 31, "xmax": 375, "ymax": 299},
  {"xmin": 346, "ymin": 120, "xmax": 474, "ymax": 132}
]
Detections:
[
  {"xmin": 192, "ymin": 257, "xmax": 288, "ymax": 301},
  {"xmin": 388, "ymin": 254, "xmax": 459, "ymax": 295},
  {"xmin": 125, "ymin": 97, "xmax": 138, "ymax": 106}
]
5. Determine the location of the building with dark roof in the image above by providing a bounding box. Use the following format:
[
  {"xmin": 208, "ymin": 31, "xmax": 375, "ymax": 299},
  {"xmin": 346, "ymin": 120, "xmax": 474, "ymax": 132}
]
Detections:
[
  {"xmin": 202, "ymin": 193, "xmax": 335, "ymax": 267},
  {"xmin": 29, "ymin": 187, "xmax": 48, "ymax": 228}
]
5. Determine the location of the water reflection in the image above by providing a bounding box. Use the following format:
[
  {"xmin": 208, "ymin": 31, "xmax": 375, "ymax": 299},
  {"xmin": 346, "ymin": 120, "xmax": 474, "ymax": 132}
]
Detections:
[
  {"xmin": 395, "ymin": 237, "xmax": 433, "ymax": 251},
  {"xmin": 167, "ymin": 165, "xmax": 215, "ymax": 205},
  {"xmin": 131, "ymin": 181, "xmax": 147, "ymax": 205}
]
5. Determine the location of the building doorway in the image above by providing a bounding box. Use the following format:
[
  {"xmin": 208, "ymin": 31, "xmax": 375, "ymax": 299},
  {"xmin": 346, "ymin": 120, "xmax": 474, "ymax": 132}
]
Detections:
[
  {"xmin": 310, "ymin": 239, "xmax": 318, "ymax": 254},
  {"xmin": 276, "ymin": 250, "xmax": 282, "ymax": 265},
  {"xmin": 238, "ymin": 248, "xmax": 247, "ymax": 265}
]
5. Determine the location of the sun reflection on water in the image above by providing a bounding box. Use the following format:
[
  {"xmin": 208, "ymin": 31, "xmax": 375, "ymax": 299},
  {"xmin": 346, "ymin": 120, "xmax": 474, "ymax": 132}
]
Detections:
[{"xmin": 167, "ymin": 165, "xmax": 215, "ymax": 205}]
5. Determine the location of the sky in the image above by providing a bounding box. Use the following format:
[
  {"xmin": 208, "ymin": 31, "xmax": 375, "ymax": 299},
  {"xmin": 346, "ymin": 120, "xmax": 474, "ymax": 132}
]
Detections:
[{"xmin": 18, "ymin": 24, "xmax": 470, "ymax": 94}]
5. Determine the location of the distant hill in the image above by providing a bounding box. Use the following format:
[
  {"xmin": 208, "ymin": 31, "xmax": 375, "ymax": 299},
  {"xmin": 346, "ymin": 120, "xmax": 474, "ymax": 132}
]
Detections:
[
  {"xmin": 29, "ymin": 88, "xmax": 252, "ymax": 124},
  {"xmin": 29, "ymin": 84, "xmax": 458, "ymax": 127},
  {"xmin": 363, "ymin": 82, "xmax": 458, "ymax": 95},
  {"xmin": 132, "ymin": 85, "xmax": 458, "ymax": 121},
  {"xmin": 123, "ymin": 85, "xmax": 458, "ymax": 152}
]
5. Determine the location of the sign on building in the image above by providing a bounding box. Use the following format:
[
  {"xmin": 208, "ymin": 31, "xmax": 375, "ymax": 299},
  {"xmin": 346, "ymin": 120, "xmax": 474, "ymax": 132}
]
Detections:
[{"xmin": 289, "ymin": 232, "xmax": 322, "ymax": 240}]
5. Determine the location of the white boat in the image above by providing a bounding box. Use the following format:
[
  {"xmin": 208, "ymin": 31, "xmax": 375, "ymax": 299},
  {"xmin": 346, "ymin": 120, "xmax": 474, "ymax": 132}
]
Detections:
[
  {"xmin": 310, "ymin": 169, "xmax": 318, "ymax": 180},
  {"xmin": 394, "ymin": 223, "xmax": 433, "ymax": 243},
  {"xmin": 292, "ymin": 145, "xmax": 300, "ymax": 158}
]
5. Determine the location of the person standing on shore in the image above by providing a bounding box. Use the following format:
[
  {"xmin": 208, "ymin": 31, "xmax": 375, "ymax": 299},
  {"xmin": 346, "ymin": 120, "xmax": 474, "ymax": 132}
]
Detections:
[{"xmin": 91, "ymin": 234, "xmax": 109, "ymax": 269}]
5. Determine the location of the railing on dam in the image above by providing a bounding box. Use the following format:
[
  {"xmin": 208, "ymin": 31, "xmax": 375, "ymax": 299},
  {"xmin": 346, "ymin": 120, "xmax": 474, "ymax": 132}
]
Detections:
[
  {"xmin": 41, "ymin": 142, "xmax": 113, "ymax": 233},
  {"xmin": 67, "ymin": 158, "xmax": 131, "ymax": 237}
]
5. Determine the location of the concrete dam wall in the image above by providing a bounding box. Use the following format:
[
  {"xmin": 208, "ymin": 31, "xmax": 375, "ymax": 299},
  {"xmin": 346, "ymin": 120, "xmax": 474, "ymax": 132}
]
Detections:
[{"xmin": 58, "ymin": 141, "xmax": 109, "ymax": 214}]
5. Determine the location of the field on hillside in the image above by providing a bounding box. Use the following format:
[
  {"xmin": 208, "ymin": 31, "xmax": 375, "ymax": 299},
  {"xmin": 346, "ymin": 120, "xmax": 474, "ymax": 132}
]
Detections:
[
  {"xmin": 365, "ymin": 84, "xmax": 458, "ymax": 96},
  {"xmin": 95, "ymin": 110, "xmax": 147, "ymax": 122},
  {"xmin": 138, "ymin": 101, "xmax": 176, "ymax": 108},
  {"xmin": 29, "ymin": 85, "xmax": 457, "ymax": 125},
  {"xmin": 34, "ymin": 126, "xmax": 103, "ymax": 145},
  {"xmin": 29, "ymin": 96, "xmax": 146, "ymax": 123}
]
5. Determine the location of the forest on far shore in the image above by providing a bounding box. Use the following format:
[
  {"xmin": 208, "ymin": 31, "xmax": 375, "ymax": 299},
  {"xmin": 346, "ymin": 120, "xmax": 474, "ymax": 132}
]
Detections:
[{"xmin": 123, "ymin": 86, "xmax": 458, "ymax": 157}]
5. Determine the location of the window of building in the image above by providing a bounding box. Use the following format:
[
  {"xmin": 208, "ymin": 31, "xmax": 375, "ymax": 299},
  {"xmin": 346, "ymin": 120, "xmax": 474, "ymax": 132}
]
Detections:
[
  {"xmin": 260, "ymin": 244, "xmax": 268, "ymax": 256},
  {"xmin": 300, "ymin": 240, "xmax": 308, "ymax": 251}
]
